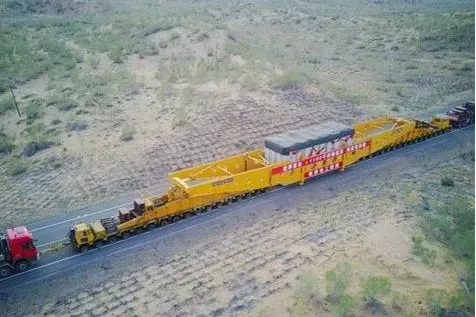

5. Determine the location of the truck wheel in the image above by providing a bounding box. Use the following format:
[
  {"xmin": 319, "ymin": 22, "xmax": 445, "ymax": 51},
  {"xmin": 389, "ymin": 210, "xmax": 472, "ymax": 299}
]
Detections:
[
  {"xmin": 80, "ymin": 245, "xmax": 89, "ymax": 253},
  {"xmin": 122, "ymin": 231, "xmax": 131, "ymax": 239},
  {"xmin": 0, "ymin": 266, "xmax": 11, "ymax": 278},
  {"xmin": 95, "ymin": 241, "xmax": 103, "ymax": 248},
  {"xmin": 146, "ymin": 223, "xmax": 157, "ymax": 231},
  {"xmin": 135, "ymin": 227, "xmax": 144, "ymax": 235},
  {"xmin": 15, "ymin": 260, "xmax": 29, "ymax": 272}
]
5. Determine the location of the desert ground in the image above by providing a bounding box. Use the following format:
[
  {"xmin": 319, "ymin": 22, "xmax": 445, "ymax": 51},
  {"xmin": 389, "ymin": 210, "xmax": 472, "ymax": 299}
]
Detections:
[{"xmin": 0, "ymin": 0, "xmax": 474, "ymax": 316}]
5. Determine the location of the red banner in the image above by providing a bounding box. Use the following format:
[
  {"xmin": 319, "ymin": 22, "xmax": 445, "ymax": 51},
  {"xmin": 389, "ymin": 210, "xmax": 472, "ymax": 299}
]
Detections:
[
  {"xmin": 271, "ymin": 141, "xmax": 370, "ymax": 175},
  {"xmin": 304, "ymin": 161, "xmax": 342, "ymax": 178}
]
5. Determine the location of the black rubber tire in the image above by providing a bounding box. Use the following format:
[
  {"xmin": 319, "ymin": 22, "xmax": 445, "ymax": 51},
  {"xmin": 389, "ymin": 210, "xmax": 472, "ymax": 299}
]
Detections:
[
  {"xmin": 15, "ymin": 261, "xmax": 28, "ymax": 272},
  {"xmin": 122, "ymin": 231, "xmax": 131, "ymax": 239},
  {"xmin": 146, "ymin": 223, "xmax": 157, "ymax": 231},
  {"xmin": 160, "ymin": 220, "xmax": 169, "ymax": 227},
  {"xmin": 95, "ymin": 241, "xmax": 103, "ymax": 248},
  {"xmin": 0, "ymin": 266, "xmax": 11, "ymax": 278},
  {"xmin": 172, "ymin": 216, "xmax": 180, "ymax": 222},
  {"xmin": 184, "ymin": 212, "xmax": 192, "ymax": 219},
  {"xmin": 109, "ymin": 236, "xmax": 118, "ymax": 243},
  {"xmin": 79, "ymin": 245, "xmax": 89, "ymax": 253},
  {"xmin": 135, "ymin": 227, "xmax": 144, "ymax": 235}
]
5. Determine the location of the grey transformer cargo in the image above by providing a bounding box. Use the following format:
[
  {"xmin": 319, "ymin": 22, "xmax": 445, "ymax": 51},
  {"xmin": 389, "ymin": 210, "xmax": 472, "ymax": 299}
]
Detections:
[{"xmin": 264, "ymin": 122, "xmax": 354, "ymax": 155}]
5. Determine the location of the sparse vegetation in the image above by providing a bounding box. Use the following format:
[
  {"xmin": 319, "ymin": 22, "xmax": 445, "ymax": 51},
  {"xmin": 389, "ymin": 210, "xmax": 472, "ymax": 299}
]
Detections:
[
  {"xmin": 173, "ymin": 105, "xmax": 188, "ymax": 127},
  {"xmin": 23, "ymin": 139, "xmax": 54, "ymax": 157},
  {"xmin": 325, "ymin": 262, "xmax": 354, "ymax": 316},
  {"xmin": 25, "ymin": 102, "xmax": 43, "ymax": 125},
  {"xmin": 5, "ymin": 157, "xmax": 28, "ymax": 176},
  {"xmin": 459, "ymin": 150, "xmax": 475, "ymax": 162},
  {"xmin": 418, "ymin": 193, "xmax": 474, "ymax": 313},
  {"xmin": 361, "ymin": 276, "xmax": 392, "ymax": 311},
  {"xmin": 169, "ymin": 31, "xmax": 180, "ymax": 41},
  {"xmin": 22, "ymin": 124, "xmax": 55, "ymax": 157},
  {"xmin": 57, "ymin": 103, "xmax": 78, "ymax": 112},
  {"xmin": 272, "ymin": 71, "xmax": 309, "ymax": 88},
  {"xmin": 120, "ymin": 126, "xmax": 135, "ymax": 141},
  {"xmin": 0, "ymin": 132, "xmax": 15, "ymax": 155},
  {"xmin": 412, "ymin": 235, "xmax": 437, "ymax": 266},
  {"xmin": 66, "ymin": 120, "xmax": 88, "ymax": 132},
  {"xmin": 441, "ymin": 175, "xmax": 455, "ymax": 187},
  {"xmin": 0, "ymin": 94, "xmax": 15, "ymax": 115}
]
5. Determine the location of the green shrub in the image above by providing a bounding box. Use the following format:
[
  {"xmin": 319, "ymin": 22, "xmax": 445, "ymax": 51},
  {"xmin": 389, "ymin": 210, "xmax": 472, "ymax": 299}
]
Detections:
[
  {"xmin": 325, "ymin": 262, "xmax": 352, "ymax": 303},
  {"xmin": 441, "ymin": 176, "xmax": 455, "ymax": 187},
  {"xmin": 419, "ymin": 196, "xmax": 474, "ymax": 311},
  {"xmin": 0, "ymin": 94, "xmax": 14, "ymax": 115},
  {"xmin": 66, "ymin": 120, "xmax": 88, "ymax": 132},
  {"xmin": 459, "ymin": 151, "xmax": 475, "ymax": 162},
  {"xmin": 362, "ymin": 276, "xmax": 392, "ymax": 303},
  {"xmin": 5, "ymin": 157, "xmax": 28, "ymax": 176},
  {"xmin": 169, "ymin": 31, "xmax": 180, "ymax": 41},
  {"xmin": 120, "ymin": 127, "xmax": 135, "ymax": 141},
  {"xmin": 272, "ymin": 71, "xmax": 308, "ymax": 88},
  {"xmin": 196, "ymin": 32, "xmax": 210, "ymax": 41},
  {"xmin": 295, "ymin": 271, "xmax": 321, "ymax": 306},
  {"xmin": 412, "ymin": 235, "xmax": 437, "ymax": 266},
  {"xmin": 25, "ymin": 102, "xmax": 43, "ymax": 125},
  {"xmin": 23, "ymin": 139, "xmax": 54, "ymax": 157},
  {"xmin": 332, "ymin": 295, "xmax": 353, "ymax": 317},
  {"xmin": 0, "ymin": 132, "xmax": 15, "ymax": 154},
  {"xmin": 22, "ymin": 125, "xmax": 55, "ymax": 157}
]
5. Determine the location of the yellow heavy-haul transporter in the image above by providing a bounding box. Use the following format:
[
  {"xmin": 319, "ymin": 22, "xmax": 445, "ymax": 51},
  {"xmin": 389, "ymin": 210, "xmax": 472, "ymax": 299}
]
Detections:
[{"xmin": 70, "ymin": 114, "xmax": 453, "ymax": 252}]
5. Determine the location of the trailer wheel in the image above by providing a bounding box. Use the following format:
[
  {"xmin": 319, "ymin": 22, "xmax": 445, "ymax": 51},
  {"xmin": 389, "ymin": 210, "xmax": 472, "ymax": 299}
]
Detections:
[
  {"xmin": 146, "ymin": 223, "xmax": 157, "ymax": 231},
  {"xmin": 109, "ymin": 236, "xmax": 118, "ymax": 243},
  {"xmin": 135, "ymin": 227, "xmax": 144, "ymax": 235},
  {"xmin": 160, "ymin": 220, "xmax": 169, "ymax": 227},
  {"xmin": 15, "ymin": 260, "xmax": 29, "ymax": 272},
  {"xmin": 0, "ymin": 266, "xmax": 11, "ymax": 278},
  {"xmin": 95, "ymin": 241, "xmax": 103, "ymax": 248},
  {"xmin": 122, "ymin": 231, "xmax": 131, "ymax": 239},
  {"xmin": 80, "ymin": 245, "xmax": 89, "ymax": 253}
]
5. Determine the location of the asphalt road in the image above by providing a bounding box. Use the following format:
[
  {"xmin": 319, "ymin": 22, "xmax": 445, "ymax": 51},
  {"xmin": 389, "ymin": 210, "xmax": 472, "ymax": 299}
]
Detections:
[{"xmin": 0, "ymin": 125, "xmax": 473, "ymax": 289}]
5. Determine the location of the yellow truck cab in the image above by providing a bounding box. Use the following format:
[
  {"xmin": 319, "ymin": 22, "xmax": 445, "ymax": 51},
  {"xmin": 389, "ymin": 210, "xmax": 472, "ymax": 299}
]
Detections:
[{"xmin": 69, "ymin": 222, "xmax": 107, "ymax": 252}]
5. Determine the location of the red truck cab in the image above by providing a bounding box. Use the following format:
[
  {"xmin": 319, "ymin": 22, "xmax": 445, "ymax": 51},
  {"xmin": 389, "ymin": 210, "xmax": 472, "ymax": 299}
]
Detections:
[{"xmin": 0, "ymin": 226, "xmax": 39, "ymax": 278}]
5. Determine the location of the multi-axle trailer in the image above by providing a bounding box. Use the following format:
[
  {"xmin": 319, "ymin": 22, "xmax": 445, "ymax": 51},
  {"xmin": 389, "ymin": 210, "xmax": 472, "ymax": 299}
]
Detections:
[{"xmin": 1, "ymin": 101, "xmax": 474, "ymax": 277}]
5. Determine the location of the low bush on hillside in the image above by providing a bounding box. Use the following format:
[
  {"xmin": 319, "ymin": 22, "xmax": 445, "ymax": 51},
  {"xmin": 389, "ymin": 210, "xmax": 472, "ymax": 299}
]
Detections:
[{"xmin": 419, "ymin": 196, "xmax": 475, "ymax": 312}]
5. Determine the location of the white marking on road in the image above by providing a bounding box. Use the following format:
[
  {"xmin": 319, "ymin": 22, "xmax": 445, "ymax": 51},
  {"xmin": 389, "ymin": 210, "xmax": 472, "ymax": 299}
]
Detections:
[
  {"xmin": 0, "ymin": 187, "xmax": 284, "ymax": 283},
  {"xmin": 38, "ymin": 238, "xmax": 68, "ymax": 249},
  {"xmin": 30, "ymin": 203, "xmax": 130, "ymax": 232}
]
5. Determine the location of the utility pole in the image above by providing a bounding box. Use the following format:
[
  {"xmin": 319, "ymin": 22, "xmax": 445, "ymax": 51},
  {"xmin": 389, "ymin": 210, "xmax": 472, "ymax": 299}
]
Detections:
[
  {"xmin": 9, "ymin": 82, "xmax": 21, "ymax": 118},
  {"xmin": 215, "ymin": 44, "xmax": 219, "ymax": 71}
]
